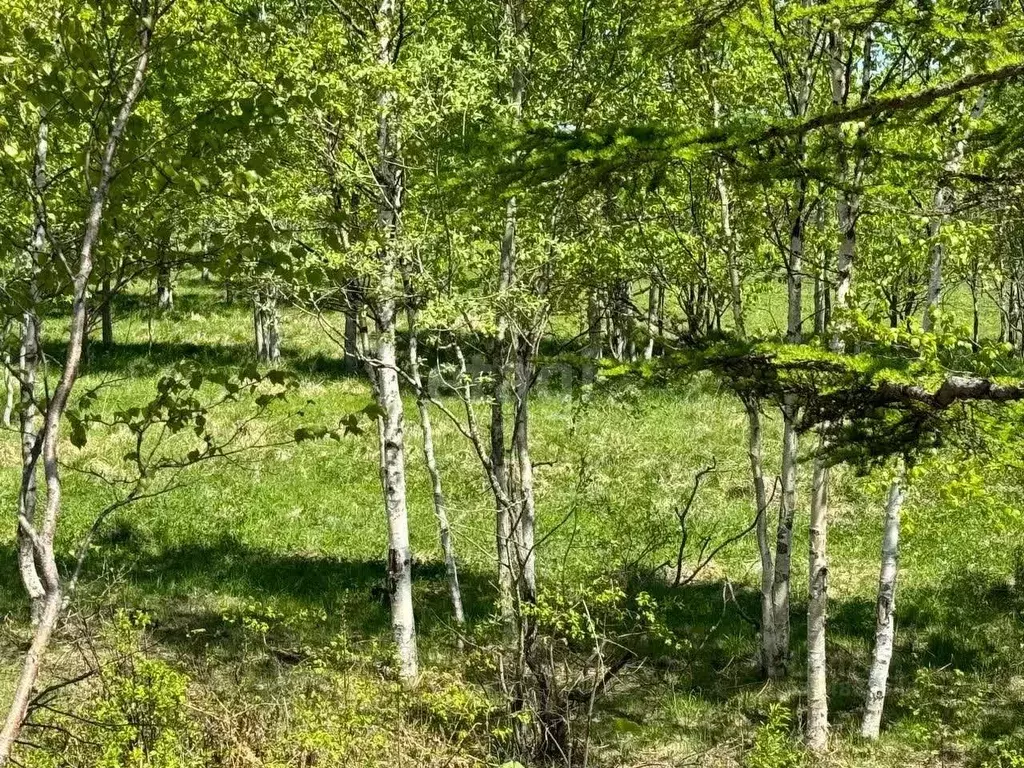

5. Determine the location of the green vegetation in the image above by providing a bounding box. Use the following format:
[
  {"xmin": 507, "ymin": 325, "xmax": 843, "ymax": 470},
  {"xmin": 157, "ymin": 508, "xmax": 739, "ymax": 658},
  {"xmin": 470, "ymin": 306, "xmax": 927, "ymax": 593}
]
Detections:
[
  {"xmin": 4, "ymin": 0, "xmax": 1024, "ymax": 765},
  {"xmin": 1, "ymin": 281, "xmax": 1023, "ymax": 766}
]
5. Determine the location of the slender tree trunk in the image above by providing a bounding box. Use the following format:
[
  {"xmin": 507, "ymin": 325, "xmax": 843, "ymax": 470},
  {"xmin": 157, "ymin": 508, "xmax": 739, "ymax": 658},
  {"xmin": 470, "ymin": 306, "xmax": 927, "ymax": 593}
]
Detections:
[
  {"xmin": 493, "ymin": 0, "xmax": 525, "ymax": 623},
  {"xmin": 368, "ymin": 0, "xmax": 418, "ymax": 684},
  {"xmin": 372, "ymin": 236, "xmax": 419, "ymax": 685},
  {"xmin": 770, "ymin": 26, "xmax": 816, "ymax": 678},
  {"xmin": 254, "ymin": 287, "xmax": 281, "ymax": 363},
  {"xmin": 923, "ymin": 91, "xmax": 986, "ymax": 332},
  {"xmin": 512, "ymin": 336, "xmax": 537, "ymax": 604},
  {"xmin": 493, "ymin": 200, "xmax": 516, "ymax": 622},
  {"xmin": 771, "ymin": 402, "xmax": 799, "ymax": 677},
  {"xmin": 716, "ymin": 169, "xmax": 744, "ymax": 336},
  {"xmin": 806, "ymin": 437, "xmax": 830, "ymax": 753},
  {"xmin": 343, "ymin": 287, "xmax": 362, "ymax": 373},
  {"xmin": 861, "ymin": 462, "xmax": 906, "ymax": 739},
  {"xmin": 828, "ymin": 28, "xmax": 851, "ymax": 352},
  {"xmin": 156, "ymin": 258, "xmax": 173, "ymax": 310},
  {"xmin": 745, "ymin": 397, "xmax": 776, "ymax": 675},
  {"xmin": 829, "ymin": 26, "xmax": 874, "ymax": 352},
  {"xmin": 970, "ymin": 273, "xmax": 981, "ymax": 349},
  {"xmin": 609, "ymin": 281, "xmax": 631, "ymax": 360},
  {"xmin": 406, "ymin": 304, "xmax": 466, "ymax": 634},
  {"xmin": 644, "ymin": 278, "xmax": 657, "ymax": 360},
  {"xmin": 1, "ymin": 360, "xmax": 12, "ymax": 428},
  {"xmin": 814, "ymin": 258, "xmax": 827, "ymax": 336},
  {"xmin": 787, "ymin": 182, "xmax": 807, "ymax": 344},
  {"xmin": 0, "ymin": 13, "xmax": 153, "ymax": 761},
  {"xmin": 705, "ymin": 81, "xmax": 744, "ymax": 336},
  {"xmin": 999, "ymin": 276, "xmax": 1009, "ymax": 345},
  {"xmin": 18, "ymin": 117, "xmax": 48, "ymax": 624}
]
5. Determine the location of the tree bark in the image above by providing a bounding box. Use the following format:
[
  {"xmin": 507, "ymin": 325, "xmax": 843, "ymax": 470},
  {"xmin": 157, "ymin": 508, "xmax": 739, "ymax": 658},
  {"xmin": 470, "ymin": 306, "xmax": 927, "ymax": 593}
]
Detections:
[
  {"xmin": 922, "ymin": 91, "xmax": 986, "ymax": 332},
  {"xmin": 254, "ymin": 286, "xmax": 281, "ymax": 363},
  {"xmin": 492, "ymin": 197, "xmax": 516, "ymax": 622},
  {"xmin": 493, "ymin": 0, "xmax": 526, "ymax": 623},
  {"xmin": 0, "ymin": 11, "xmax": 153, "ymax": 761},
  {"xmin": 609, "ymin": 281, "xmax": 632, "ymax": 360},
  {"xmin": 814, "ymin": 255, "xmax": 827, "ymax": 337},
  {"xmin": 512, "ymin": 336, "xmax": 537, "ymax": 605},
  {"xmin": 406, "ymin": 303, "xmax": 466, "ymax": 634},
  {"xmin": 644, "ymin": 278, "xmax": 658, "ymax": 360},
  {"xmin": 744, "ymin": 397, "xmax": 776, "ymax": 676},
  {"xmin": 368, "ymin": 0, "xmax": 418, "ymax": 685},
  {"xmin": 770, "ymin": 401, "xmax": 799, "ymax": 677},
  {"xmin": 156, "ymin": 258, "xmax": 173, "ymax": 310},
  {"xmin": 16, "ymin": 119, "xmax": 49, "ymax": 625},
  {"xmin": 1, "ymin": 362, "xmax": 11, "ymax": 429},
  {"xmin": 343, "ymin": 285, "xmax": 363, "ymax": 373},
  {"xmin": 861, "ymin": 462, "xmax": 906, "ymax": 739},
  {"xmin": 806, "ymin": 438, "xmax": 830, "ymax": 753},
  {"xmin": 829, "ymin": 26, "xmax": 874, "ymax": 352},
  {"xmin": 716, "ymin": 165, "xmax": 744, "ymax": 336}
]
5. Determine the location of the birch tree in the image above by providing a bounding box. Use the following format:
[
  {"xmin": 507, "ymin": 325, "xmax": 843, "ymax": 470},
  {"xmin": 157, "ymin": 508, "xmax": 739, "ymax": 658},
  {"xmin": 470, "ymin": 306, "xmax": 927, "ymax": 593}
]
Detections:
[
  {"xmin": 861, "ymin": 461, "xmax": 907, "ymax": 739},
  {"xmin": 0, "ymin": 2, "xmax": 158, "ymax": 759}
]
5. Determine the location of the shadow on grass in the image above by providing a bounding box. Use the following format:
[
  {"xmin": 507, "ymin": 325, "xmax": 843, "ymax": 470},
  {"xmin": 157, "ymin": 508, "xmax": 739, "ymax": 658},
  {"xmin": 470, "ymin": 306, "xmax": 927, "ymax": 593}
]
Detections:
[
  {"xmin": 618, "ymin": 566, "xmax": 1024, "ymax": 743},
  {"xmin": 0, "ymin": 526, "xmax": 495, "ymax": 667},
  {"xmin": 80, "ymin": 529, "xmax": 496, "ymax": 656},
  {"xmin": 45, "ymin": 338, "xmax": 365, "ymax": 383},
  {"xmin": 0, "ymin": 525, "xmax": 1019, "ymax": 747}
]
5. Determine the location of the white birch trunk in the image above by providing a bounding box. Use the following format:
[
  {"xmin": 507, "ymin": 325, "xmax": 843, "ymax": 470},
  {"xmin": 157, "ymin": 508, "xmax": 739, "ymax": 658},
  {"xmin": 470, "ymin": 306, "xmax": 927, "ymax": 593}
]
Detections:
[
  {"xmin": 369, "ymin": 0, "xmax": 418, "ymax": 684},
  {"xmin": 156, "ymin": 255, "xmax": 173, "ymax": 310},
  {"xmin": 493, "ymin": 198, "xmax": 516, "ymax": 622},
  {"xmin": 513, "ymin": 338, "xmax": 537, "ymax": 604},
  {"xmin": 923, "ymin": 91, "xmax": 986, "ymax": 332},
  {"xmin": 806, "ymin": 439, "xmax": 830, "ymax": 753},
  {"xmin": 770, "ymin": 401, "xmax": 799, "ymax": 677},
  {"xmin": 0, "ymin": 12, "xmax": 153, "ymax": 761},
  {"xmin": 406, "ymin": 305, "xmax": 465, "ymax": 632},
  {"xmin": 744, "ymin": 398, "xmax": 775, "ymax": 675},
  {"xmin": 16, "ymin": 116, "xmax": 49, "ymax": 622},
  {"xmin": 717, "ymin": 164, "xmax": 744, "ymax": 337},
  {"xmin": 254, "ymin": 287, "xmax": 281, "ymax": 362},
  {"xmin": 861, "ymin": 462, "xmax": 906, "ymax": 739},
  {"xmin": 2, "ymin": 360, "xmax": 12, "ymax": 428},
  {"xmin": 644, "ymin": 279, "xmax": 657, "ymax": 360},
  {"xmin": 493, "ymin": 0, "xmax": 526, "ymax": 623},
  {"xmin": 830, "ymin": 27, "xmax": 875, "ymax": 353}
]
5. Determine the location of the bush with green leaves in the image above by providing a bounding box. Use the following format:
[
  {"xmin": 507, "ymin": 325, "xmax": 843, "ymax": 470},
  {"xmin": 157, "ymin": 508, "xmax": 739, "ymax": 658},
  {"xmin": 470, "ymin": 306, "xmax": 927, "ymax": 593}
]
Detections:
[{"xmin": 744, "ymin": 704, "xmax": 803, "ymax": 768}]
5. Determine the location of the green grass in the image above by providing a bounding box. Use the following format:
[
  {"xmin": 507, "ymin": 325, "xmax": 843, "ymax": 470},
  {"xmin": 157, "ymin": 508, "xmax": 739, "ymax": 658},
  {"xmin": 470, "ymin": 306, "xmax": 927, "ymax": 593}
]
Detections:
[{"xmin": 1, "ymin": 276, "xmax": 1023, "ymax": 767}]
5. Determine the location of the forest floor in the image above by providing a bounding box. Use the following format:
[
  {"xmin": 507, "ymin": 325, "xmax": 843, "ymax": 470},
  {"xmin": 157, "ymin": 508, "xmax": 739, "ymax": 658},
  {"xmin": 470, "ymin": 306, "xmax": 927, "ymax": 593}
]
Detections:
[{"xmin": 0, "ymin": 278, "xmax": 1022, "ymax": 767}]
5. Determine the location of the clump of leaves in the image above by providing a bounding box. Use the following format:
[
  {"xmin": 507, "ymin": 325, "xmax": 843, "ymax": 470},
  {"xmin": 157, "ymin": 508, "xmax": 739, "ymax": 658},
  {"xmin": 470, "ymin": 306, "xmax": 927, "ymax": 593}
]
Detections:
[{"xmin": 744, "ymin": 704, "xmax": 803, "ymax": 768}]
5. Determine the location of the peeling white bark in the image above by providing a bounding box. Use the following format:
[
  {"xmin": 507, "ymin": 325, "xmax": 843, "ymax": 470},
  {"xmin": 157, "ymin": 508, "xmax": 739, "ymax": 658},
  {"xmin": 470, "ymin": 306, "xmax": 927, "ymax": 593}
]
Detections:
[
  {"xmin": 769, "ymin": 401, "xmax": 799, "ymax": 677},
  {"xmin": 406, "ymin": 305, "xmax": 465, "ymax": 633},
  {"xmin": 369, "ymin": 0, "xmax": 418, "ymax": 684},
  {"xmin": 861, "ymin": 463, "xmax": 906, "ymax": 739},
  {"xmin": 0, "ymin": 11, "xmax": 154, "ymax": 761},
  {"xmin": 745, "ymin": 398, "xmax": 775, "ymax": 674},
  {"xmin": 806, "ymin": 439, "xmax": 830, "ymax": 753}
]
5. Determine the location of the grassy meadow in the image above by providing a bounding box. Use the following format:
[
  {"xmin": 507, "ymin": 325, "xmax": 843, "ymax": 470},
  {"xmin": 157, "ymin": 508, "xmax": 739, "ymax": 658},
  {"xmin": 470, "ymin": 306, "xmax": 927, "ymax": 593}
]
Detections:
[{"xmin": 1, "ymin": 276, "xmax": 1023, "ymax": 767}]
